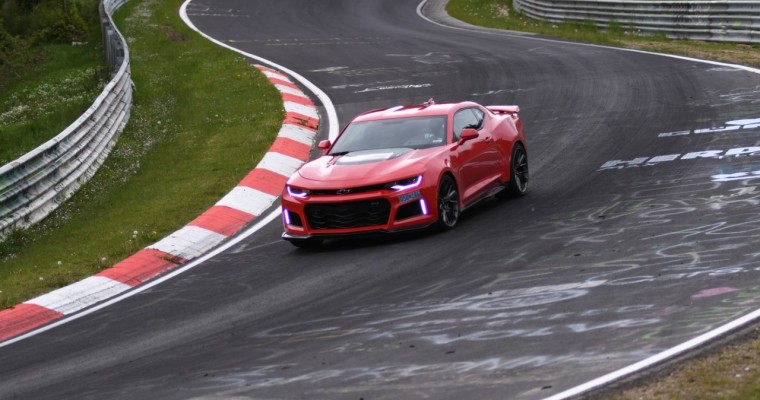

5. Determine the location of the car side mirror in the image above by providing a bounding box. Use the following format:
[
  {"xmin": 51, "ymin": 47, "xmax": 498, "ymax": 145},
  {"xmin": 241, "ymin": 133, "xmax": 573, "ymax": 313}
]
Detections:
[
  {"xmin": 318, "ymin": 140, "xmax": 331, "ymax": 153},
  {"xmin": 459, "ymin": 128, "xmax": 479, "ymax": 143}
]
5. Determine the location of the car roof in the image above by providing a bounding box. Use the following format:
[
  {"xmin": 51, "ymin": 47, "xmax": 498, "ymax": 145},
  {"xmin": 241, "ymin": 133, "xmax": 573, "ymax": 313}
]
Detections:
[{"xmin": 352, "ymin": 101, "xmax": 479, "ymax": 122}]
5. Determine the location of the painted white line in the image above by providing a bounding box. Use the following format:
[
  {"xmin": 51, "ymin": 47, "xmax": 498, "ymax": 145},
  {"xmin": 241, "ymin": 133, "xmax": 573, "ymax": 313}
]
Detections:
[
  {"xmin": 0, "ymin": 209, "xmax": 282, "ymax": 349},
  {"xmin": 543, "ymin": 308, "xmax": 760, "ymax": 400},
  {"xmin": 278, "ymin": 124, "xmax": 317, "ymax": 146},
  {"xmin": 284, "ymin": 101, "xmax": 318, "ymax": 119},
  {"xmin": 27, "ymin": 276, "xmax": 131, "ymax": 315},
  {"xmin": 148, "ymin": 225, "xmax": 228, "ymax": 260},
  {"xmin": 216, "ymin": 186, "xmax": 278, "ymax": 216},
  {"xmin": 256, "ymin": 152, "xmax": 305, "ymax": 177},
  {"xmin": 179, "ymin": 1, "xmax": 340, "ymax": 140}
]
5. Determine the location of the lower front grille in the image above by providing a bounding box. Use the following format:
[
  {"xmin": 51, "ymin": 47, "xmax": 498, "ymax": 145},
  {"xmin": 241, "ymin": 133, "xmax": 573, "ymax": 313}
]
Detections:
[{"xmin": 305, "ymin": 199, "xmax": 391, "ymax": 229}]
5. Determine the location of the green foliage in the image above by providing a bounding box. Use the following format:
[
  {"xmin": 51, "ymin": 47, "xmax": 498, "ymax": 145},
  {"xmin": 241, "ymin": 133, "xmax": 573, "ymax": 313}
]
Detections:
[
  {"xmin": 0, "ymin": 0, "xmax": 105, "ymax": 162},
  {"xmin": 0, "ymin": 24, "xmax": 32, "ymax": 83},
  {"xmin": 1, "ymin": 0, "xmax": 92, "ymax": 43}
]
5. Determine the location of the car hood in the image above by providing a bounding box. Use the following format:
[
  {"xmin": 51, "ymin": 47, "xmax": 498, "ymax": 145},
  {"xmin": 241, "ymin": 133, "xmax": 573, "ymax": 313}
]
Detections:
[{"xmin": 296, "ymin": 147, "xmax": 438, "ymax": 185}]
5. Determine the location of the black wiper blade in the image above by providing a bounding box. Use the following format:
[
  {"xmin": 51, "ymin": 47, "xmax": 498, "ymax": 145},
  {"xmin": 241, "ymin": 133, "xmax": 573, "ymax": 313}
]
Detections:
[{"xmin": 328, "ymin": 151, "xmax": 350, "ymax": 156}]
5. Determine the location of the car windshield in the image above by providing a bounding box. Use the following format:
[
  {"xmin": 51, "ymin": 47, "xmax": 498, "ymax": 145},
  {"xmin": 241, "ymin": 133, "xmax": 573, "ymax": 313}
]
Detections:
[{"xmin": 329, "ymin": 116, "xmax": 447, "ymax": 155}]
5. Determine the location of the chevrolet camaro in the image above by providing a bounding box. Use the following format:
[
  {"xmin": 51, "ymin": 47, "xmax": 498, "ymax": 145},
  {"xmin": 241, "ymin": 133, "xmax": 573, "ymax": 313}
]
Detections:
[{"xmin": 281, "ymin": 99, "xmax": 528, "ymax": 247}]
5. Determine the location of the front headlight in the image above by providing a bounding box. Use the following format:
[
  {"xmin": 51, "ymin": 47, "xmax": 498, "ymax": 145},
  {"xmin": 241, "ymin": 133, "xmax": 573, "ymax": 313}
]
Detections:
[
  {"xmin": 286, "ymin": 186, "xmax": 310, "ymax": 198},
  {"xmin": 388, "ymin": 175, "xmax": 422, "ymax": 191}
]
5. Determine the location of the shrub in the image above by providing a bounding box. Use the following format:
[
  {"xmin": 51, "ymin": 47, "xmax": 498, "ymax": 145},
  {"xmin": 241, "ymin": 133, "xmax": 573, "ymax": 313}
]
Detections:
[{"xmin": 0, "ymin": 23, "xmax": 32, "ymax": 88}]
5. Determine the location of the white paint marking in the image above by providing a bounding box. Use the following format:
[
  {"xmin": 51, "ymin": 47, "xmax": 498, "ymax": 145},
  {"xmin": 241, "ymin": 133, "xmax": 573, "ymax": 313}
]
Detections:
[
  {"xmin": 712, "ymin": 170, "xmax": 760, "ymax": 182},
  {"xmin": 216, "ymin": 186, "xmax": 278, "ymax": 217},
  {"xmin": 256, "ymin": 152, "xmax": 305, "ymax": 177},
  {"xmin": 148, "ymin": 225, "xmax": 227, "ymax": 260},
  {"xmin": 284, "ymin": 101, "xmax": 318, "ymax": 119},
  {"xmin": 310, "ymin": 66, "xmax": 348, "ymax": 72},
  {"xmin": 274, "ymin": 84, "xmax": 308, "ymax": 98},
  {"xmin": 355, "ymin": 83, "xmax": 432, "ymax": 93},
  {"xmin": 261, "ymin": 70, "xmax": 290, "ymax": 82},
  {"xmin": 27, "ymin": 276, "xmax": 131, "ymax": 315},
  {"xmin": 278, "ymin": 124, "xmax": 317, "ymax": 146}
]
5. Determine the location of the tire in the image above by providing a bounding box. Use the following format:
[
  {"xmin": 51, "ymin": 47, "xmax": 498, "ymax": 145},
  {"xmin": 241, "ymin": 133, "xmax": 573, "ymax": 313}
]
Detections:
[
  {"xmin": 498, "ymin": 142, "xmax": 528, "ymax": 199},
  {"xmin": 436, "ymin": 175, "xmax": 460, "ymax": 230},
  {"xmin": 289, "ymin": 238, "xmax": 323, "ymax": 248}
]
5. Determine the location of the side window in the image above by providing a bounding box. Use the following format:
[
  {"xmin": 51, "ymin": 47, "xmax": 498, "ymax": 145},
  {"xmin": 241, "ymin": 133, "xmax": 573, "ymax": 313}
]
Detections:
[
  {"xmin": 471, "ymin": 108, "xmax": 485, "ymax": 130},
  {"xmin": 452, "ymin": 108, "xmax": 483, "ymax": 141}
]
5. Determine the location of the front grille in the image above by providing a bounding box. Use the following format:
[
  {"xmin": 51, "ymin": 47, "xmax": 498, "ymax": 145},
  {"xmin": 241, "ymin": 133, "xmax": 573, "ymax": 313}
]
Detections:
[
  {"xmin": 305, "ymin": 199, "xmax": 391, "ymax": 229},
  {"xmin": 309, "ymin": 184, "xmax": 387, "ymax": 196}
]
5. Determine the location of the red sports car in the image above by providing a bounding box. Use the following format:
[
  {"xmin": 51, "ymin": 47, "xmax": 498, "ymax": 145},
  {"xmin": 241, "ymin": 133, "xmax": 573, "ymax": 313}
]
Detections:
[{"xmin": 281, "ymin": 99, "xmax": 528, "ymax": 247}]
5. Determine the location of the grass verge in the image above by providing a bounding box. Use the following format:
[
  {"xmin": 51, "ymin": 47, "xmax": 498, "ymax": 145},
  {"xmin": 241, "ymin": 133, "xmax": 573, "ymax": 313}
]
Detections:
[
  {"xmin": 0, "ymin": 0, "xmax": 282, "ymax": 307},
  {"xmin": 446, "ymin": 0, "xmax": 760, "ymax": 68},
  {"xmin": 0, "ymin": 0, "xmax": 108, "ymax": 165},
  {"xmin": 447, "ymin": 1, "xmax": 760, "ymax": 398}
]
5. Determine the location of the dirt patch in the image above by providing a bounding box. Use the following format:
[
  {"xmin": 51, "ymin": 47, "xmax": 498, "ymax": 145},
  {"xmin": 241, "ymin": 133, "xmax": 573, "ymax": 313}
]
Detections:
[
  {"xmin": 161, "ymin": 25, "xmax": 188, "ymax": 42},
  {"xmin": 491, "ymin": 4, "xmax": 510, "ymax": 18}
]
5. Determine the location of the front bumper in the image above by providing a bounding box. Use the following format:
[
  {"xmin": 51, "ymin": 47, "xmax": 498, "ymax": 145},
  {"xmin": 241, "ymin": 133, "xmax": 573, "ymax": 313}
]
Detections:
[{"xmin": 281, "ymin": 184, "xmax": 438, "ymax": 239}]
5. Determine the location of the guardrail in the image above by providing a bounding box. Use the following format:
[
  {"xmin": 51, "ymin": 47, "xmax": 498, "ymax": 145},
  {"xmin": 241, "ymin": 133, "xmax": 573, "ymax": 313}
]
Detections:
[
  {"xmin": 513, "ymin": 0, "xmax": 760, "ymax": 43},
  {"xmin": 0, "ymin": 0, "xmax": 132, "ymax": 239}
]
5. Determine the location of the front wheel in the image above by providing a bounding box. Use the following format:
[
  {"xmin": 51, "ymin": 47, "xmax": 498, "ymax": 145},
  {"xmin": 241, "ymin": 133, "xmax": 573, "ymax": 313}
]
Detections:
[
  {"xmin": 436, "ymin": 175, "xmax": 460, "ymax": 230},
  {"xmin": 498, "ymin": 142, "xmax": 528, "ymax": 199}
]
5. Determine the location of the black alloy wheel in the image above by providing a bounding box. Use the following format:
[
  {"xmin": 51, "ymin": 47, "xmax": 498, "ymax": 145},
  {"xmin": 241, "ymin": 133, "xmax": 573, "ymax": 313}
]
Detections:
[
  {"xmin": 500, "ymin": 142, "xmax": 528, "ymax": 198},
  {"xmin": 437, "ymin": 175, "xmax": 460, "ymax": 230}
]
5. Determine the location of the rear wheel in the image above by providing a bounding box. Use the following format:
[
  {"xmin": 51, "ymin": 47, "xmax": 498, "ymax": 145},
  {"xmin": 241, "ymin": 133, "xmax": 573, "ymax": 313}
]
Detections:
[
  {"xmin": 436, "ymin": 175, "xmax": 460, "ymax": 230},
  {"xmin": 498, "ymin": 142, "xmax": 528, "ymax": 199}
]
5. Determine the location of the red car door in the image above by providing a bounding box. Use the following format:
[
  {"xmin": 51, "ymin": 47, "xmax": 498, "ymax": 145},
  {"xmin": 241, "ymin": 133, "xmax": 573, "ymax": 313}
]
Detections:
[{"xmin": 451, "ymin": 107, "xmax": 501, "ymax": 205}]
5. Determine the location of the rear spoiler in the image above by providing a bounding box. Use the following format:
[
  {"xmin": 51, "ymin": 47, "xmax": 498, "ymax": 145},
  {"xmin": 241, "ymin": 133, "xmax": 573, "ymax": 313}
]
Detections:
[{"xmin": 486, "ymin": 105, "xmax": 520, "ymax": 115}]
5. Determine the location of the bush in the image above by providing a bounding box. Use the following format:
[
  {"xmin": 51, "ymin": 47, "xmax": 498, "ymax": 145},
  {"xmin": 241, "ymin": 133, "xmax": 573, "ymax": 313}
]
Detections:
[
  {"xmin": 0, "ymin": 23, "xmax": 33, "ymax": 88},
  {"xmin": 1, "ymin": 0, "xmax": 90, "ymax": 43}
]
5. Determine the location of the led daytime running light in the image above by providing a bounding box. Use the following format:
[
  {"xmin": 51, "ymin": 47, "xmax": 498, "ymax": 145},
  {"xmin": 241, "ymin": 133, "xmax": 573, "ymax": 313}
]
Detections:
[
  {"xmin": 390, "ymin": 175, "xmax": 422, "ymax": 191},
  {"xmin": 283, "ymin": 208, "xmax": 292, "ymax": 225},
  {"xmin": 287, "ymin": 186, "xmax": 309, "ymax": 198}
]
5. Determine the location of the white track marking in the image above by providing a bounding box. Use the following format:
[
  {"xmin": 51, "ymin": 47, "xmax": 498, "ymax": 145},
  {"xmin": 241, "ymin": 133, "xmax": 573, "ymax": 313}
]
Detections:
[
  {"xmin": 27, "ymin": 276, "xmax": 131, "ymax": 315},
  {"xmin": 148, "ymin": 225, "xmax": 228, "ymax": 260},
  {"xmin": 216, "ymin": 186, "xmax": 278, "ymax": 217}
]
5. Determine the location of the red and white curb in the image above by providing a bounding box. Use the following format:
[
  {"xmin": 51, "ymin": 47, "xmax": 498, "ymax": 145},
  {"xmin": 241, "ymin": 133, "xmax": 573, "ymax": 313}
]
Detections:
[{"xmin": 0, "ymin": 65, "xmax": 318, "ymax": 343}]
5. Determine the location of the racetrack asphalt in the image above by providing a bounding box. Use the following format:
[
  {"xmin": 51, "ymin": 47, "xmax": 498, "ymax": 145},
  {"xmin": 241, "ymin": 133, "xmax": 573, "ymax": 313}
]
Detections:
[{"xmin": 2, "ymin": 1, "xmax": 760, "ymax": 399}]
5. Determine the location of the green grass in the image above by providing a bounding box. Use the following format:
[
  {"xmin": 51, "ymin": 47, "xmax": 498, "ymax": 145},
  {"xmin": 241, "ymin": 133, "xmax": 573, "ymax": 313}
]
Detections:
[
  {"xmin": 0, "ymin": 0, "xmax": 282, "ymax": 307},
  {"xmin": 0, "ymin": 3, "xmax": 108, "ymax": 165}
]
